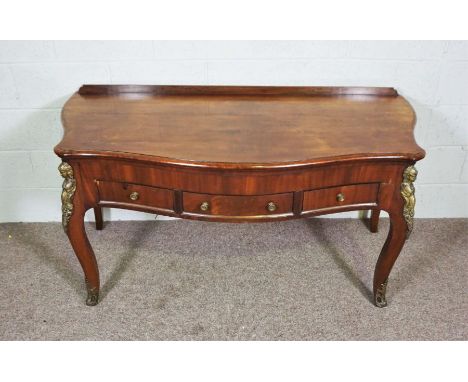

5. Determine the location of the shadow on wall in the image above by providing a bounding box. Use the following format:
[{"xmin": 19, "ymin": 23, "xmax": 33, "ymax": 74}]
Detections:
[
  {"xmin": 395, "ymin": 95, "xmax": 431, "ymax": 218},
  {"xmin": 403, "ymin": 96, "xmax": 428, "ymax": 149}
]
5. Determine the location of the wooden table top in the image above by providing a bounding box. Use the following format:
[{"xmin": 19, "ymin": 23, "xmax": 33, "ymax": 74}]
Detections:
[{"xmin": 56, "ymin": 85, "xmax": 425, "ymax": 169}]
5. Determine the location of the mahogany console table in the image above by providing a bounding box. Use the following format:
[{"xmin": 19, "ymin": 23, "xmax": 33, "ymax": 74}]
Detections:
[{"xmin": 55, "ymin": 85, "xmax": 425, "ymax": 307}]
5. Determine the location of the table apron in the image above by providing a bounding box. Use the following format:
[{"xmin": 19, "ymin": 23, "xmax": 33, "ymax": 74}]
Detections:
[
  {"xmin": 78, "ymin": 159, "xmax": 404, "ymax": 192},
  {"xmin": 73, "ymin": 158, "xmax": 408, "ymax": 218}
]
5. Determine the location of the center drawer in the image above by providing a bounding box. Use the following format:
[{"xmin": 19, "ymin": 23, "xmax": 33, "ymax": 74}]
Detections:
[{"xmin": 183, "ymin": 192, "xmax": 293, "ymax": 217}]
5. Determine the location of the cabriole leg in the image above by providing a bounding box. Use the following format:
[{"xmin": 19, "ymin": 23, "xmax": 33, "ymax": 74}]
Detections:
[
  {"xmin": 373, "ymin": 165, "xmax": 418, "ymax": 307},
  {"xmin": 94, "ymin": 207, "xmax": 104, "ymax": 230},
  {"xmin": 59, "ymin": 162, "xmax": 100, "ymax": 306},
  {"xmin": 373, "ymin": 211, "xmax": 406, "ymax": 307},
  {"xmin": 370, "ymin": 209, "xmax": 380, "ymax": 233}
]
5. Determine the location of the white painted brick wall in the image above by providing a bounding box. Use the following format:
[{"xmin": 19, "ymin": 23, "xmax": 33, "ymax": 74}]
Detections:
[{"xmin": 0, "ymin": 41, "xmax": 467, "ymax": 222}]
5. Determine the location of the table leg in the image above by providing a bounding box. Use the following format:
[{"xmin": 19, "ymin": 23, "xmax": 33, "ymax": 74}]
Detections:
[
  {"xmin": 370, "ymin": 209, "xmax": 380, "ymax": 233},
  {"xmin": 373, "ymin": 165, "xmax": 418, "ymax": 307},
  {"xmin": 59, "ymin": 162, "xmax": 100, "ymax": 306},
  {"xmin": 373, "ymin": 211, "xmax": 407, "ymax": 307},
  {"xmin": 93, "ymin": 207, "xmax": 104, "ymax": 230}
]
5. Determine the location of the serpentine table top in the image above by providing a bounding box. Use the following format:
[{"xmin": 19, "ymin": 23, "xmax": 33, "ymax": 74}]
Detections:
[{"xmin": 55, "ymin": 85, "xmax": 425, "ymax": 307}]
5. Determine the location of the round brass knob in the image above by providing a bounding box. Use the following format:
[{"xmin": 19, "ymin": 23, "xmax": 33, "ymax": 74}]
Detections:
[
  {"xmin": 266, "ymin": 201, "xmax": 277, "ymax": 212},
  {"xmin": 200, "ymin": 201, "xmax": 210, "ymax": 212},
  {"xmin": 129, "ymin": 191, "xmax": 139, "ymax": 201},
  {"xmin": 336, "ymin": 193, "xmax": 345, "ymax": 202}
]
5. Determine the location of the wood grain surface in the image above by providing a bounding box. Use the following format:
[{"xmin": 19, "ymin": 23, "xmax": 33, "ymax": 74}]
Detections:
[{"xmin": 56, "ymin": 85, "xmax": 424, "ymax": 168}]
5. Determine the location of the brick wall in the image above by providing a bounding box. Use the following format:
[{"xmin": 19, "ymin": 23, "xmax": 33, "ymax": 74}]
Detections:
[{"xmin": 0, "ymin": 41, "xmax": 466, "ymax": 222}]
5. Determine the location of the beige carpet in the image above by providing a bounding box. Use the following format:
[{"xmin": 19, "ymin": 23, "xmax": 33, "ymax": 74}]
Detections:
[{"xmin": 0, "ymin": 218, "xmax": 466, "ymax": 340}]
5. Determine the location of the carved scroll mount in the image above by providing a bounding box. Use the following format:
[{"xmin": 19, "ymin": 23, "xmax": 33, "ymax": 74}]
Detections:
[
  {"xmin": 58, "ymin": 162, "xmax": 76, "ymax": 233},
  {"xmin": 400, "ymin": 165, "xmax": 418, "ymax": 239}
]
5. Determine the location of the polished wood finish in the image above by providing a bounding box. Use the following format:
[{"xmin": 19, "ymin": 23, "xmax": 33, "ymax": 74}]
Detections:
[
  {"xmin": 57, "ymin": 85, "xmax": 424, "ymax": 168},
  {"xmin": 55, "ymin": 85, "xmax": 425, "ymax": 307},
  {"xmin": 78, "ymin": 84, "xmax": 398, "ymax": 97}
]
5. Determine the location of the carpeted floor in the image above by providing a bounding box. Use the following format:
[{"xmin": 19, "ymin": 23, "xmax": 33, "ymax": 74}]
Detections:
[{"xmin": 0, "ymin": 218, "xmax": 466, "ymax": 340}]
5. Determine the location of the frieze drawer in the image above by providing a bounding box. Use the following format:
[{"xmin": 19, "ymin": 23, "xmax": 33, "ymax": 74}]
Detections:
[
  {"xmin": 96, "ymin": 180, "xmax": 174, "ymax": 212},
  {"xmin": 303, "ymin": 183, "xmax": 379, "ymax": 212}
]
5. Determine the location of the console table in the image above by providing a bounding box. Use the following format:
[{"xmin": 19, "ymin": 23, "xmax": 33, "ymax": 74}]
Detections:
[{"xmin": 54, "ymin": 85, "xmax": 425, "ymax": 307}]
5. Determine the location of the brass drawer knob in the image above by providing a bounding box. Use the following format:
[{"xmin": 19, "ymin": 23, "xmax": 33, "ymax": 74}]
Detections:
[
  {"xmin": 129, "ymin": 191, "xmax": 139, "ymax": 201},
  {"xmin": 336, "ymin": 193, "xmax": 345, "ymax": 202},
  {"xmin": 200, "ymin": 201, "xmax": 210, "ymax": 212},
  {"xmin": 266, "ymin": 201, "xmax": 277, "ymax": 212}
]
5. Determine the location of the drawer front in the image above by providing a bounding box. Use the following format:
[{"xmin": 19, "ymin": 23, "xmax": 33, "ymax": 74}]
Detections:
[
  {"xmin": 97, "ymin": 180, "xmax": 174, "ymax": 211},
  {"xmin": 183, "ymin": 192, "xmax": 293, "ymax": 217},
  {"xmin": 303, "ymin": 183, "xmax": 379, "ymax": 211}
]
